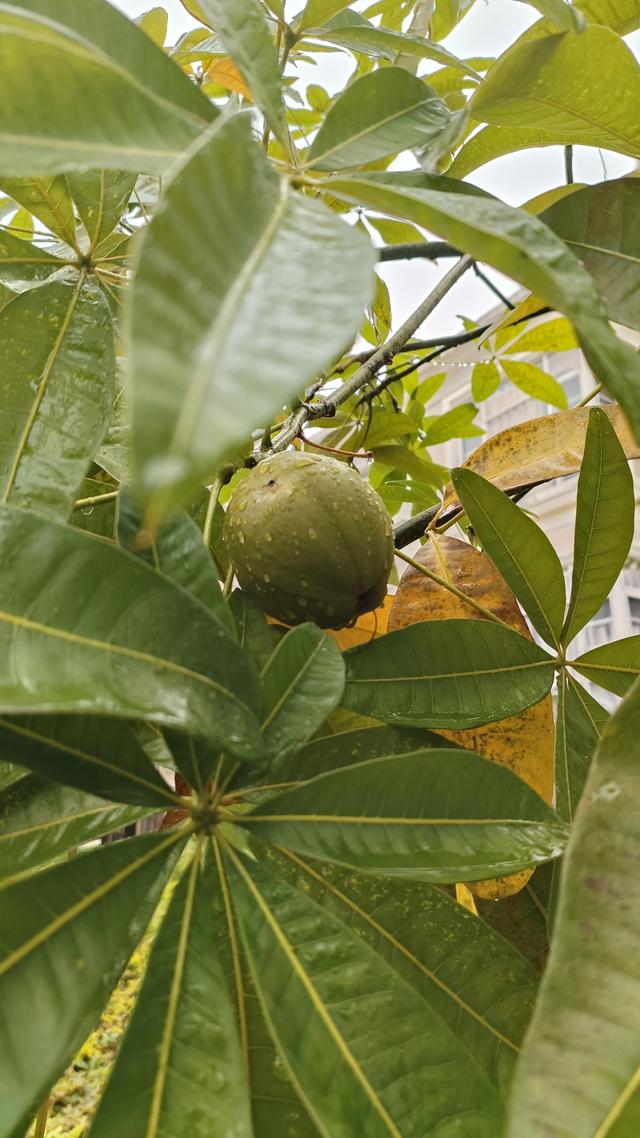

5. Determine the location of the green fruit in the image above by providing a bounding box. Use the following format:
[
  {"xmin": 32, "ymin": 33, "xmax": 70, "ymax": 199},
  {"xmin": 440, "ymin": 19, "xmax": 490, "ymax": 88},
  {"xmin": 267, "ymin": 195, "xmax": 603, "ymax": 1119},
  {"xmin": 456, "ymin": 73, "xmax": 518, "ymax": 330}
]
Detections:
[{"xmin": 224, "ymin": 451, "xmax": 394, "ymax": 628}]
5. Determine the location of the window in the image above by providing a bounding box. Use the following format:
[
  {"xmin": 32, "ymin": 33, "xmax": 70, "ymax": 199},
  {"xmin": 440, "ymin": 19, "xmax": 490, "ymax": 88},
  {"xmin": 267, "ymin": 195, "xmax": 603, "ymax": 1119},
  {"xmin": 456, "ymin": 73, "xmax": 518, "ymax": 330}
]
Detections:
[
  {"xmin": 584, "ymin": 600, "xmax": 612, "ymax": 649},
  {"xmin": 629, "ymin": 596, "xmax": 640, "ymax": 635}
]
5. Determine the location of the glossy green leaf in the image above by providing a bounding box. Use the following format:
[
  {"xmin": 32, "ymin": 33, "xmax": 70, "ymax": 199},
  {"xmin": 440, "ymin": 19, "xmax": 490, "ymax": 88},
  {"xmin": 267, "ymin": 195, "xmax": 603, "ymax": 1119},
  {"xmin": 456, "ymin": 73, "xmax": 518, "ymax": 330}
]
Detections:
[
  {"xmin": 555, "ymin": 672, "xmax": 609, "ymax": 823},
  {"xmin": 572, "ymin": 636, "xmax": 640, "ymax": 697},
  {"xmin": 12, "ymin": 0, "xmax": 213, "ymax": 119},
  {"xmin": 306, "ymin": 12, "xmax": 480, "ymax": 75},
  {"xmin": 472, "ymin": 360, "xmax": 501, "ymax": 401},
  {"xmin": 89, "ymin": 850, "xmax": 252, "ymax": 1138},
  {"xmin": 117, "ymin": 486, "xmax": 233, "ymax": 632},
  {"xmin": 0, "ymin": 762, "xmax": 24, "ymax": 793},
  {"xmin": 449, "ymin": 122, "xmax": 565, "ymax": 178},
  {"xmin": 226, "ymin": 850, "xmax": 505, "ymax": 1137},
  {"xmin": 0, "ymin": 229, "xmax": 64, "ymax": 289},
  {"xmin": 0, "ymin": 176, "xmax": 77, "ymax": 247},
  {"xmin": 239, "ymin": 749, "xmax": 567, "ymax": 882},
  {"xmin": 197, "ymin": 0, "xmax": 289, "ymax": 149},
  {"xmin": 229, "ymin": 591, "xmax": 278, "ymax": 672},
  {"xmin": 542, "ymin": 177, "xmax": 640, "ymax": 333},
  {"xmin": 452, "ymin": 468, "xmax": 566, "ymax": 647},
  {"xmin": 0, "ymin": 507, "xmax": 264, "ymax": 760},
  {"xmin": 342, "ymin": 619, "xmax": 555, "ymax": 729},
  {"xmin": 507, "ymin": 680, "xmax": 640, "ymax": 1138},
  {"xmin": 0, "ymin": 4, "xmax": 209, "ymax": 175},
  {"xmin": 129, "ymin": 114, "xmax": 374, "ymax": 519},
  {"xmin": 306, "ymin": 68, "xmax": 451, "ymax": 171},
  {"xmin": 0, "ymin": 715, "xmax": 177, "ymax": 809},
  {"xmin": 261, "ymin": 624, "xmax": 345, "ymax": 761},
  {"xmin": 518, "ymin": 0, "xmax": 586, "ymax": 30},
  {"xmin": 66, "ymin": 170, "xmax": 136, "ymax": 251},
  {"xmin": 271, "ymin": 845, "xmax": 539, "ymax": 1092},
  {"xmin": 210, "ymin": 839, "xmax": 321, "ymax": 1136},
  {"xmin": 0, "ymin": 276, "xmax": 115, "ymax": 519},
  {"xmin": 563, "ymin": 408, "xmax": 634, "ymax": 644},
  {"xmin": 324, "ymin": 172, "xmax": 640, "ymax": 440},
  {"xmin": 500, "ymin": 359, "xmax": 568, "ymax": 409},
  {"xmin": 473, "ymin": 26, "xmax": 640, "ymax": 158},
  {"xmin": 276, "ymin": 723, "xmax": 454, "ymax": 783},
  {"xmin": 0, "ymin": 775, "xmax": 152, "ymax": 879},
  {"xmin": 0, "ymin": 830, "xmax": 183, "ymax": 1138}
]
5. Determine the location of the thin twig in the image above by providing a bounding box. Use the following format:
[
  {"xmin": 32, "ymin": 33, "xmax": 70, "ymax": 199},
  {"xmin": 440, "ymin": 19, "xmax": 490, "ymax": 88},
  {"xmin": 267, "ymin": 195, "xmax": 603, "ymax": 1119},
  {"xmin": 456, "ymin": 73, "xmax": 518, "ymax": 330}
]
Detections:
[
  {"xmin": 473, "ymin": 263, "xmax": 515, "ymax": 310},
  {"xmin": 378, "ymin": 241, "xmax": 460, "ymax": 262},
  {"xmin": 268, "ymin": 256, "xmax": 473, "ymax": 456},
  {"xmin": 203, "ymin": 474, "xmax": 223, "ymax": 549},
  {"xmin": 34, "ymin": 1100, "xmax": 50, "ymax": 1138},
  {"xmin": 73, "ymin": 489, "xmax": 119, "ymax": 510},
  {"xmin": 576, "ymin": 383, "xmax": 602, "ymax": 407},
  {"xmin": 395, "ymin": 548, "xmax": 514, "ymax": 631},
  {"xmin": 299, "ymin": 430, "xmax": 372, "ymax": 460},
  {"xmin": 564, "ymin": 145, "xmax": 574, "ymax": 185}
]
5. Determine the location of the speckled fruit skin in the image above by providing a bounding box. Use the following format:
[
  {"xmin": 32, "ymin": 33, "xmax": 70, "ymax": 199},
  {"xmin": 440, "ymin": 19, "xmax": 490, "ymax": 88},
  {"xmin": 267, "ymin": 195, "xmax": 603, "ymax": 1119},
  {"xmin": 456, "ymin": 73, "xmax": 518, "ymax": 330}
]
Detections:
[{"xmin": 224, "ymin": 451, "xmax": 394, "ymax": 628}]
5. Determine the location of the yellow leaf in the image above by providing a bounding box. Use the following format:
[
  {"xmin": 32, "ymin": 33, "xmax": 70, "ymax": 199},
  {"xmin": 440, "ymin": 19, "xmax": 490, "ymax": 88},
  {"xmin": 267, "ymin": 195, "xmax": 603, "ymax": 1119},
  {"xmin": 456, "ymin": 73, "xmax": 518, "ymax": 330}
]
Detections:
[
  {"xmin": 205, "ymin": 57, "xmax": 253, "ymax": 99},
  {"xmin": 455, "ymin": 883, "xmax": 479, "ymax": 915},
  {"xmin": 139, "ymin": 7, "xmax": 168, "ymax": 47},
  {"xmin": 441, "ymin": 403, "xmax": 639, "ymax": 511},
  {"xmin": 326, "ymin": 591, "xmax": 394, "ymax": 651},
  {"xmin": 389, "ymin": 534, "xmax": 555, "ymax": 900}
]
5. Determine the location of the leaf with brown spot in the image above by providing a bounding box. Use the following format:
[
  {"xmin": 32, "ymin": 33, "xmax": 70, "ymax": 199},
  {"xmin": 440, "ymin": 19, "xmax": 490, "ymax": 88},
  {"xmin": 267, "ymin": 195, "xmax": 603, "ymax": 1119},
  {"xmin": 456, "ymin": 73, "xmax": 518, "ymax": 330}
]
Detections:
[
  {"xmin": 441, "ymin": 403, "xmax": 638, "ymax": 512},
  {"xmin": 389, "ymin": 534, "xmax": 555, "ymax": 899}
]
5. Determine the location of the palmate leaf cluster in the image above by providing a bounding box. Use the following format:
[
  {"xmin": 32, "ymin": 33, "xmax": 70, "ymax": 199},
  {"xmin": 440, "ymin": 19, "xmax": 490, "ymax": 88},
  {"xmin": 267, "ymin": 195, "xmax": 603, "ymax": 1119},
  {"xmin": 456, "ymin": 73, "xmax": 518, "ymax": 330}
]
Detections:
[{"xmin": 0, "ymin": 2, "xmax": 640, "ymax": 1137}]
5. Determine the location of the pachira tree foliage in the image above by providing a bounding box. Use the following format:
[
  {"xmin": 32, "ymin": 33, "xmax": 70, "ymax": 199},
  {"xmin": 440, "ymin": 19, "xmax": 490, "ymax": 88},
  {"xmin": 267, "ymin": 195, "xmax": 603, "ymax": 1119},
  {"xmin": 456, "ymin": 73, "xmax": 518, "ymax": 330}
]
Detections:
[{"xmin": 1, "ymin": 1, "xmax": 640, "ymax": 1136}]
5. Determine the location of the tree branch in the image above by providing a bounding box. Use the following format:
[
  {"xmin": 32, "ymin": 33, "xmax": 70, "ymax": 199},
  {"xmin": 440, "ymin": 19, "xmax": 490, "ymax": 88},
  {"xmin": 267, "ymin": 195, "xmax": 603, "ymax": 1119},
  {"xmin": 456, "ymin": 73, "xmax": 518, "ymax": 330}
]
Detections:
[
  {"xmin": 268, "ymin": 255, "xmax": 474, "ymax": 455},
  {"xmin": 378, "ymin": 241, "xmax": 460, "ymax": 263}
]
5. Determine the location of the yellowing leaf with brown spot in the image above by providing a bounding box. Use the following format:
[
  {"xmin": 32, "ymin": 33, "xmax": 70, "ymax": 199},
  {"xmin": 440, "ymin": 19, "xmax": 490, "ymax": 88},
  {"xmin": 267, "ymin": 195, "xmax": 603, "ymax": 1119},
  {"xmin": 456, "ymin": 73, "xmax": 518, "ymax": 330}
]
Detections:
[
  {"xmin": 204, "ymin": 57, "xmax": 253, "ymax": 99},
  {"xmin": 441, "ymin": 403, "xmax": 639, "ymax": 512},
  {"xmin": 326, "ymin": 591, "xmax": 394, "ymax": 650},
  {"xmin": 389, "ymin": 534, "xmax": 555, "ymax": 900}
]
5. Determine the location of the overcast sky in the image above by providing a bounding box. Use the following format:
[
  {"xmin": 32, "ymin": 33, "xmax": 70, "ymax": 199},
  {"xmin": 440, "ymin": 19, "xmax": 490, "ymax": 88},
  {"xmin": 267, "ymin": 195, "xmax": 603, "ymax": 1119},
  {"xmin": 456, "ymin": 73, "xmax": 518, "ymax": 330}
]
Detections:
[{"xmin": 114, "ymin": 0, "xmax": 637, "ymax": 335}]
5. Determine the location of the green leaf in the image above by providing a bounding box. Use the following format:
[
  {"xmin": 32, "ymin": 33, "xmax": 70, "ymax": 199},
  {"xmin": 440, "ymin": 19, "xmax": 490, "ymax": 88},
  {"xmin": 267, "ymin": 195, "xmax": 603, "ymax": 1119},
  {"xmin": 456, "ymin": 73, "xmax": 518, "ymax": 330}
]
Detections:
[
  {"xmin": 542, "ymin": 176, "xmax": 640, "ymax": 333},
  {"xmin": 0, "ymin": 507, "xmax": 264, "ymax": 760},
  {"xmin": 555, "ymin": 672, "xmax": 609, "ymax": 823},
  {"xmin": 342, "ymin": 619, "xmax": 555, "ymax": 729},
  {"xmin": 261, "ymin": 624, "xmax": 346, "ymax": 761},
  {"xmin": 0, "ymin": 176, "xmax": 77, "ymax": 247},
  {"xmin": 13, "ymin": 0, "xmax": 213, "ymax": 119},
  {"xmin": 0, "ymin": 276, "xmax": 115, "ymax": 519},
  {"xmin": 452, "ymin": 468, "xmax": 566, "ymax": 647},
  {"xmin": 475, "ymin": 863, "xmax": 553, "ymax": 973},
  {"xmin": 0, "ymin": 4, "xmax": 210, "ymax": 176},
  {"xmin": 239, "ymin": 749, "xmax": 567, "ymax": 883},
  {"xmin": 298, "ymin": 0, "xmax": 354, "ymax": 28},
  {"xmin": 208, "ymin": 840, "xmax": 321, "ymax": 1135},
  {"xmin": 503, "ymin": 317, "xmax": 578, "ymax": 354},
  {"xmin": 89, "ymin": 849, "xmax": 253, "ymax": 1138},
  {"xmin": 197, "ymin": 0, "xmax": 289, "ymax": 149},
  {"xmin": 562, "ymin": 408, "xmax": 635, "ymax": 644},
  {"xmin": 324, "ymin": 172, "xmax": 640, "ymax": 440},
  {"xmin": 431, "ymin": 0, "xmax": 479, "ymax": 41},
  {"xmin": 0, "ymin": 775, "xmax": 152, "ymax": 879},
  {"xmin": 270, "ymin": 845, "xmax": 539, "ymax": 1092},
  {"xmin": 117, "ymin": 485, "xmax": 233, "ymax": 633},
  {"xmin": 129, "ymin": 115, "xmax": 374, "ymax": 519},
  {"xmin": 578, "ymin": 0, "xmax": 640, "ymax": 32},
  {"xmin": 507, "ymin": 680, "xmax": 640, "ymax": 1138},
  {"xmin": 226, "ymin": 851, "xmax": 505, "ymax": 1137},
  {"xmin": 424, "ymin": 402, "xmax": 483, "ymax": 444},
  {"xmin": 277, "ymin": 723, "xmax": 455, "ymax": 783},
  {"xmin": 500, "ymin": 359, "xmax": 568, "ymax": 409},
  {"xmin": 307, "ymin": 13, "xmax": 480, "ymax": 75},
  {"xmin": 0, "ymin": 715, "xmax": 177, "ymax": 809},
  {"xmin": 572, "ymin": 636, "xmax": 640, "ymax": 697},
  {"xmin": 0, "ymin": 830, "xmax": 183, "ymax": 1138},
  {"xmin": 229, "ymin": 591, "xmax": 277, "ymax": 672},
  {"xmin": 371, "ymin": 444, "xmax": 446, "ymax": 485},
  {"xmin": 517, "ymin": 0, "xmax": 586, "ymax": 31},
  {"xmin": 66, "ymin": 170, "xmax": 136, "ymax": 251},
  {"xmin": 306, "ymin": 68, "xmax": 451, "ymax": 171},
  {"xmin": 0, "ymin": 229, "xmax": 64, "ymax": 289},
  {"xmin": 473, "ymin": 26, "xmax": 640, "ymax": 159},
  {"xmin": 450, "ymin": 122, "xmax": 566, "ymax": 178},
  {"xmin": 472, "ymin": 360, "xmax": 501, "ymax": 401}
]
